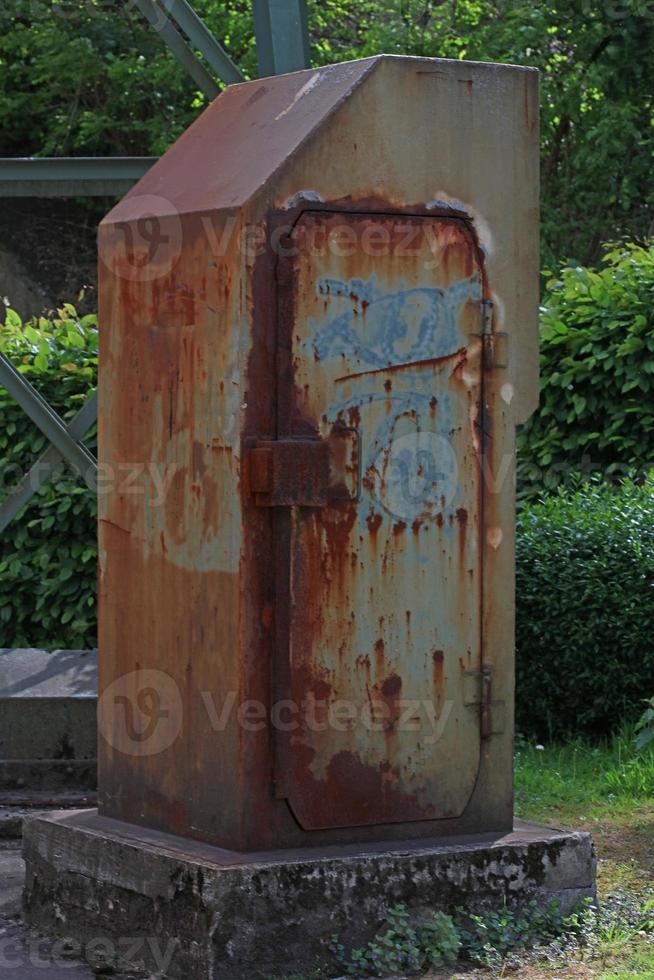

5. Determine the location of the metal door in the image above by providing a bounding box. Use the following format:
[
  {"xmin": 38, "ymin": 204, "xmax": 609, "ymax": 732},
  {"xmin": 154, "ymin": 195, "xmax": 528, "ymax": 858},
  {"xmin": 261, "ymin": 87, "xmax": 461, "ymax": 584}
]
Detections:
[{"xmin": 274, "ymin": 211, "xmax": 485, "ymax": 830}]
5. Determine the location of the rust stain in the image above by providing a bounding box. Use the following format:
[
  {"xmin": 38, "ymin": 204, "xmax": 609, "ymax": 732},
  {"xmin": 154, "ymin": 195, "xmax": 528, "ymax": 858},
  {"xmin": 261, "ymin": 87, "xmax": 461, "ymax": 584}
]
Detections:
[
  {"xmin": 261, "ymin": 601, "xmax": 274, "ymax": 630},
  {"xmin": 432, "ymin": 650, "xmax": 445, "ymax": 692},
  {"xmin": 335, "ymin": 347, "xmax": 467, "ymax": 385},
  {"xmin": 290, "ymin": 748, "xmax": 437, "ymax": 829},
  {"xmin": 449, "ymin": 349, "xmax": 470, "ymax": 383},
  {"xmin": 381, "ymin": 673, "xmax": 402, "ymax": 697},
  {"xmin": 367, "ymin": 512, "xmax": 382, "ymax": 533}
]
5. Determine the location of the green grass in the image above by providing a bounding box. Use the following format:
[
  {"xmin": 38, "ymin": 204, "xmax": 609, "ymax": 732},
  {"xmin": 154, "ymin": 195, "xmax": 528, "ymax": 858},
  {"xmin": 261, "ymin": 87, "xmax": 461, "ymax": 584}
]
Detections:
[
  {"xmin": 515, "ymin": 728, "xmax": 654, "ymax": 824},
  {"xmin": 599, "ymin": 948, "xmax": 654, "ymax": 978},
  {"xmin": 510, "ymin": 730, "xmax": 654, "ymax": 978}
]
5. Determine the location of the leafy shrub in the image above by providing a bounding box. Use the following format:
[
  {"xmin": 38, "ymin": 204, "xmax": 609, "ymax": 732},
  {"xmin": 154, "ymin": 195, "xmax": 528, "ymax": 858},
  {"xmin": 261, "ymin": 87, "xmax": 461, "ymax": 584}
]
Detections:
[
  {"xmin": 516, "ymin": 476, "xmax": 654, "ymax": 740},
  {"xmin": 463, "ymin": 894, "xmax": 654, "ymax": 971},
  {"xmin": 635, "ymin": 697, "xmax": 654, "ymax": 751},
  {"xmin": 0, "ymin": 1, "xmax": 257, "ymax": 160},
  {"xmin": 0, "ymin": 304, "xmax": 97, "ymax": 648},
  {"xmin": 518, "ymin": 242, "xmax": 654, "ymax": 501},
  {"xmin": 330, "ymin": 904, "xmax": 460, "ymax": 976},
  {"xmin": 455, "ymin": 899, "xmax": 566, "ymax": 968},
  {"xmin": 328, "ymin": 895, "xmax": 654, "ymax": 975}
]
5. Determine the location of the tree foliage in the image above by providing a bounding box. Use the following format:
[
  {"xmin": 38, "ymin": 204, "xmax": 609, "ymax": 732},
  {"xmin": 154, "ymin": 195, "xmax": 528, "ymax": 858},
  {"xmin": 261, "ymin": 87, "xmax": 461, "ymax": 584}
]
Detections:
[
  {"xmin": 362, "ymin": 0, "xmax": 654, "ymax": 267},
  {"xmin": 518, "ymin": 241, "xmax": 654, "ymax": 498},
  {"xmin": 0, "ymin": 304, "xmax": 97, "ymax": 648},
  {"xmin": 0, "ymin": 0, "xmax": 652, "ymax": 266}
]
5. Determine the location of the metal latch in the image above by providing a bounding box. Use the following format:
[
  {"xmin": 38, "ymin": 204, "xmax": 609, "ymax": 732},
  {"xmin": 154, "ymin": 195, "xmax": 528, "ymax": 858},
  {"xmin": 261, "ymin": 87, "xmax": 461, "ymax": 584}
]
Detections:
[
  {"xmin": 480, "ymin": 299, "xmax": 508, "ymax": 370},
  {"xmin": 249, "ymin": 439, "xmax": 329, "ymax": 507},
  {"xmin": 463, "ymin": 665, "xmax": 505, "ymax": 738}
]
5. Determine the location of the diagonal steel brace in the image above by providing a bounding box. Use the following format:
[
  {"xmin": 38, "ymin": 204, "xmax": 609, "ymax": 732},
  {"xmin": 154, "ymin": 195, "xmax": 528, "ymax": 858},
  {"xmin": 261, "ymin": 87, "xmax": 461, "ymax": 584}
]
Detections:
[
  {"xmin": 0, "ymin": 391, "xmax": 97, "ymax": 533},
  {"xmin": 135, "ymin": 0, "xmax": 245, "ymax": 90},
  {"xmin": 0, "ymin": 353, "xmax": 97, "ymax": 489},
  {"xmin": 132, "ymin": 0, "xmax": 222, "ymax": 99}
]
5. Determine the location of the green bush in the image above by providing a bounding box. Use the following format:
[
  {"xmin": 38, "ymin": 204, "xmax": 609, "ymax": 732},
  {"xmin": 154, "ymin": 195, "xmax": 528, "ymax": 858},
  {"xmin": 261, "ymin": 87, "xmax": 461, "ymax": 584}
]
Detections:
[
  {"xmin": 516, "ymin": 476, "xmax": 654, "ymax": 740},
  {"xmin": 455, "ymin": 899, "xmax": 567, "ymax": 968},
  {"xmin": 327, "ymin": 895, "xmax": 654, "ymax": 974},
  {"xmin": 330, "ymin": 903, "xmax": 461, "ymax": 976},
  {"xmin": 0, "ymin": 304, "xmax": 97, "ymax": 648},
  {"xmin": 518, "ymin": 242, "xmax": 654, "ymax": 500}
]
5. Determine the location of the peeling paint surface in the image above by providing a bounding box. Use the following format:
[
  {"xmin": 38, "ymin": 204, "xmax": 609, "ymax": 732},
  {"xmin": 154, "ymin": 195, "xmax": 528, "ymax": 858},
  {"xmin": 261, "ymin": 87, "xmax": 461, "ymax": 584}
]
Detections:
[
  {"xmin": 95, "ymin": 53, "xmax": 540, "ymax": 851},
  {"xmin": 277, "ymin": 211, "xmax": 484, "ymax": 829}
]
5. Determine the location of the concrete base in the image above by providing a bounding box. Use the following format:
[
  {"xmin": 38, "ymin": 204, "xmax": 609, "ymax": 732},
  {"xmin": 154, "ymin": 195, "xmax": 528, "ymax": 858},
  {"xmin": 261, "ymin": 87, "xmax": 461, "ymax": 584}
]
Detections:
[{"xmin": 23, "ymin": 810, "xmax": 596, "ymax": 979}]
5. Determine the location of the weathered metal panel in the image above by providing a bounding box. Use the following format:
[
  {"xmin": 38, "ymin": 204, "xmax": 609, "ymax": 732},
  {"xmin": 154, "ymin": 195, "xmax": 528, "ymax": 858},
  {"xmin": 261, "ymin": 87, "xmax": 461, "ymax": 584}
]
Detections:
[
  {"xmin": 97, "ymin": 55, "xmax": 538, "ymax": 850},
  {"xmin": 275, "ymin": 211, "xmax": 484, "ymax": 829},
  {"xmin": 97, "ymin": 211, "xmax": 251, "ymax": 845}
]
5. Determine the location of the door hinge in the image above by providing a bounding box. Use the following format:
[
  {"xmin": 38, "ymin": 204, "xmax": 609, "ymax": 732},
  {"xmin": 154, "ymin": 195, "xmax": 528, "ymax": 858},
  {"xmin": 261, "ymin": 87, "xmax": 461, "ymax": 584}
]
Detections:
[
  {"xmin": 248, "ymin": 439, "xmax": 329, "ymax": 507},
  {"xmin": 463, "ymin": 665, "xmax": 505, "ymax": 738},
  {"xmin": 480, "ymin": 299, "xmax": 508, "ymax": 370}
]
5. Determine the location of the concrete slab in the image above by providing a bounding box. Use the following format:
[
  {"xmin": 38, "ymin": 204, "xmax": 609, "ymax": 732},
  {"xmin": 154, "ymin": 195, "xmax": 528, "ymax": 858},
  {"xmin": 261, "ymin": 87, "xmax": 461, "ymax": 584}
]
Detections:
[
  {"xmin": 22, "ymin": 809, "xmax": 596, "ymax": 980},
  {"xmin": 0, "ymin": 843, "xmax": 142, "ymax": 979},
  {"xmin": 0, "ymin": 649, "xmax": 97, "ymax": 794},
  {"xmin": 0, "ymin": 797, "xmax": 96, "ymax": 840},
  {"xmin": 0, "ymin": 649, "xmax": 97, "ymax": 698}
]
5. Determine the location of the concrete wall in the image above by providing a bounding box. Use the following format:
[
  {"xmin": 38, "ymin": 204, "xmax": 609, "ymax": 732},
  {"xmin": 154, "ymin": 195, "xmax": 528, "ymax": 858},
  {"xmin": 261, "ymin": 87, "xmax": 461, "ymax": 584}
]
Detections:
[{"xmin": 0, "ymin": 649, "xmax": 97, "ymax": 795}]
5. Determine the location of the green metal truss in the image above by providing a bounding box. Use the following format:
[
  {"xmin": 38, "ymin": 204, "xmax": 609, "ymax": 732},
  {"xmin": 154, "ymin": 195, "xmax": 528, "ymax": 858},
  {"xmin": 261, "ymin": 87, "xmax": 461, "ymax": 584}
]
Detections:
[{"xmin": 0, "ymin": 0, "xmax": 309, "ymax": 534}]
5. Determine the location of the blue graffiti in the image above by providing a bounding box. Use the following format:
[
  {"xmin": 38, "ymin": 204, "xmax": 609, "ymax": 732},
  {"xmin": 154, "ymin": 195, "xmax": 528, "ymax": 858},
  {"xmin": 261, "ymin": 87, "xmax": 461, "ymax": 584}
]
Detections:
[
  {"xmin": 322, "ymin": 389, "xmax": 456, "ymax": 476},
  {"xmin": 309, "ymin": 273, "xmax": 481, "ymax": 369}
]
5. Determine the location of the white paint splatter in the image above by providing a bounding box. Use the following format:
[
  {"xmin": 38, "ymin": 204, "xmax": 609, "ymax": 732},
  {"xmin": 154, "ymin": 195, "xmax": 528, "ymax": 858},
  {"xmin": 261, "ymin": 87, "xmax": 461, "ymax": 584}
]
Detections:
[
  {"xmin": 487, "ymin": 527, "xmax": 503, "ymax": 549},
  {"xmin": 275, "ymin": 73, "xmax": 323, "ymax": 120},
  {"xmin": 501, "ymin": 383, "xmax": 514, "ymax": 404}
]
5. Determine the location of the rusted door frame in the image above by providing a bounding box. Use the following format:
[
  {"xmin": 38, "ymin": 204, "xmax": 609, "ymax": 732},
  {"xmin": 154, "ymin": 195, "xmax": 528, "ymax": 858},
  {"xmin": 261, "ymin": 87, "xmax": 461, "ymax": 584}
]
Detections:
[{"xmin": 266, "ymin": 204, "xmax": 491, "ymax": 827}]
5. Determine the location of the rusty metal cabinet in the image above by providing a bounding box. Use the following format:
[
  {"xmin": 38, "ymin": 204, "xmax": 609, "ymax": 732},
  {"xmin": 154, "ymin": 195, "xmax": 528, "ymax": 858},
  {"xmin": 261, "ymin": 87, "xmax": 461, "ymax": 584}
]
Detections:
[{"xmin": 98, "ymin": 55, "xmax": 539, "ymax": 850}]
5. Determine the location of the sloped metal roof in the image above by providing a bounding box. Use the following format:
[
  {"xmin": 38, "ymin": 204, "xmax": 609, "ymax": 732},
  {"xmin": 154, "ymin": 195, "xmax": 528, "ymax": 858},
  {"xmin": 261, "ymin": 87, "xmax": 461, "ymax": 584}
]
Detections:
[{"xmin": 102, "ymin": 56, "xmax": 382, "ymax": 222}]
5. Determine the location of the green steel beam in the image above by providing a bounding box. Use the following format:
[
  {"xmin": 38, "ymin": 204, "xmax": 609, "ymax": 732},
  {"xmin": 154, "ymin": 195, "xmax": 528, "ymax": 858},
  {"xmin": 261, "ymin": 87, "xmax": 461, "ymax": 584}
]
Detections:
[
  {"xmin": 0, "ymin": 1, "xmax": 310, "ymax": 197},
  {"xmin": 0, "ymin": 157, "xmax": 157, "ymax": 197},
  {"xmin": 132, "ymin": 0, "xmax": 220, "ymax": 100},
  {"xmin": 0, "ymin": 353, "xmax": 97, "ymax": 486},
  {"xmin": 164, "ymin": 0, "xmax": 245, "ymax": 85},
  {"xmin": 0, "ymin": 392, "xmax": 97, "ymax": 534},
  {"xmin": 253, "ymin": 0, "xmax": 310, "ymax": 77}
]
